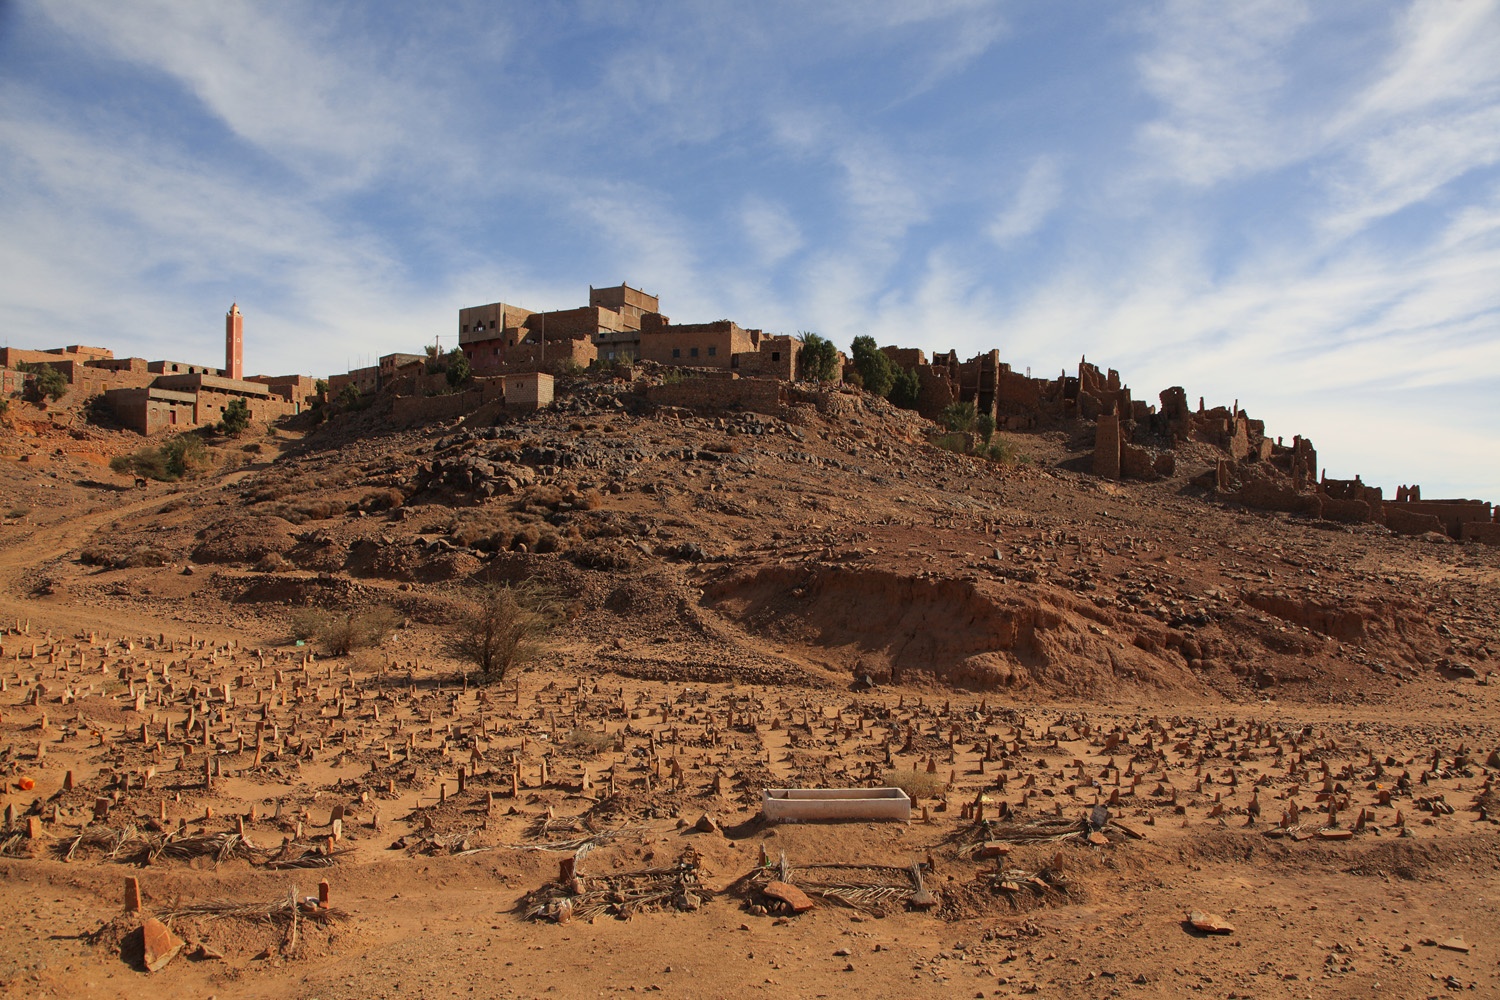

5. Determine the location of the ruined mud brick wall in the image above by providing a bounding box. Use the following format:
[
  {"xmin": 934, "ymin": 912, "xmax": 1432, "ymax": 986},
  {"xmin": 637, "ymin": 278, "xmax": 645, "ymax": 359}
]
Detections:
[
  {"xmin": 1092, "ymin": 411, "xmax": 1121, "ymax": 479},
  {"xmin": 1383, "ymin": 506, "xmax": 1446, "ymax": 536},
  {"xmin": 915, "ymin": 368, "xmax": 959, "ymax": 421},
  {"xmin": 882, "ymin": 347, "xmax": 927, "ymax": 369},
  {"xmin": 1460, "ymin": 519, "xmax": 1500, "ymax": 545},
  {"xmin": 1120, "ymin": 441, "xmax": 1174, "ymax": 480},
  {"xmin": 647, "ymin": 376, "xmax": 784, "ymax": 415},
  {"xmin": 1076, "ymin": 362, "xmax": 1132, "ymax": 422},
  {"xmin": 1320, "ymin": 476, "xmax": 1384, "ymax": 504},
  {"xmin": 1383, "ymin": 498, "xmax": 1493, "ymax": 538},
  {"xmin": 958, "ymin": 350, "xmax": 1003, "ymax": 417}
]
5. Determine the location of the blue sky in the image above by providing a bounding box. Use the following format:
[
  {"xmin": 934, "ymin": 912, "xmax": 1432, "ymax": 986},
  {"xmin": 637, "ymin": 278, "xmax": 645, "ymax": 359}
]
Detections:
[{"xmin": 2, "ymin": 1, "xmax": 1498, "ymax": 499}]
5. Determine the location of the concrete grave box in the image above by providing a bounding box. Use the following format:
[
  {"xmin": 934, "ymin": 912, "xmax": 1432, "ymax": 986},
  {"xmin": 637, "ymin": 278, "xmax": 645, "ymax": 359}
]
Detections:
[{"xmin": 761, "ymin": 787, "xmax": 911, "ymax": 823}]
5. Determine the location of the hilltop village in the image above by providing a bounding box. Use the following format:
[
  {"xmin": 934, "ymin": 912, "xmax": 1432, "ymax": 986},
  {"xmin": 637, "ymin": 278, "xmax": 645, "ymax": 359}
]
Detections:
[{"xmin": 4, "ymin": 282, "xmax": 1496, "ymax": 543}]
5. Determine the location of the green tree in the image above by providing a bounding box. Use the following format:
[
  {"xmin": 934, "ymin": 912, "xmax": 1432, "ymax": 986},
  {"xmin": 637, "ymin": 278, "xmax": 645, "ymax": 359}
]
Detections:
[
  {"xmin": 446, "ymin": 348, "xmax": 472, "ymax": 387},
  {"xmin": 314, "ymin": 378, "xmax": 329, "ymax": 397},
  {"xmin": 18, "ymin": 363, "xmax": 67, "ymax": 402},
  {"xmin": 796, "ymin": 332, "xmax": 840, "ymax": 382},
  {"xmin": 849, "ymin": 336, "xmax": 894, "ymax": 397},
  {"xmin": 888, "ymin": 368, "xmax": 921, "ymax": 410},
  {"xmin": 337, "ymin": 383, "xmax": 362, "ymax": 408},
  {"xmin": 218, "ymin": 397, "xmax": 251, "ymax": 436}
]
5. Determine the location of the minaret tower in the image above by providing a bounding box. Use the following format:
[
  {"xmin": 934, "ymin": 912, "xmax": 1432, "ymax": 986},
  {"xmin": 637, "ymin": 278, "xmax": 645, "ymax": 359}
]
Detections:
[{"xmin": 226, "ymin": 303, "xmax": 243, "ymax": 380}]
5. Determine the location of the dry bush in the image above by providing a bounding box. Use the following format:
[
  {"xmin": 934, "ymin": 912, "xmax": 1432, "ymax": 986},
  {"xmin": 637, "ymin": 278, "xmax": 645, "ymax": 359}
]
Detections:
[
  {"xmin": 565, "ymin": 728, "xmax": 614, "ymax": 755},
  {"xmin": 362, "ymin": 488, "xmax": 404, "ymax": 512},
  {"xmin": 290, "ymin": 606, "xmax": 400, "ymax": 656},
  {"xmin": 448, "ymin": 581, "xmax": 556, "ymax": 682},
  {"xmin": 255, "ymin": 552, "xmax": 291, "ymax": 573},
  {"xmin": 883, "ymin": 769, "xmax": 946, "ymax": 800},
  {"xmin": 294, "ymin": 500, "xmax": 345, "ymax": 521},
  {"xmin": 534, "ymin": 530, "xmax": 564, "ymax": 554},
  {"xmin": 511, "ymin": 525, "xmax": 541, "ymax": 551},
  {"xmin": 579, "ymin": 490, "xmax": 603, "ymax": 511}
]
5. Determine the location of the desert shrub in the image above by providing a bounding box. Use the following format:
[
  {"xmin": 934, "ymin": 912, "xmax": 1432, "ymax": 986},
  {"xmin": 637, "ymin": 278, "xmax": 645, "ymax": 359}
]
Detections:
[
  {"xmin": 566, "ymin": 540, "xmax": 637, "ymax": 571},
  {"xmin": 534, "ymin": 530, "xmax": 563, "ymax": 554},
  {"xmin": 242, "ymin": 441, "xmax": 263, "ymax": 454},
  {"xmin": 337, "ymin": 384, "xmax": 364, "ymax": 409},
  {"xmin": 255, "ymin": 552, "xmax": 290, "ymax": 572},
  {"xmin": 883, "ymin": 769, "xmax": 946, "ymax": 800},
  {"xmin": 218, "ymin": 397, "xmax": 251, "ymax": 436},
  {"xmin": 448, "ymin": 580, "xmax": 557, "ymax": 683},
  {"xmin": 118, "ymin": 545, "xmax": 174, "ymax": 568},
  {"xmin": 79, "ymin": 546, "xmax": 113, "ymax": 567},
  {"xmin": 579, "ymin": 490, "xmax": 603, "ymax": 511},
  {"xmin": 293, "ymin": 500, "xmax": 345, "ymax": 521},
  {"xmin": 985, "ymin": 438, "xmax": 1020, "ymax": 465},
  {"xmin": 564, "ymin": 728, "xmax": 614, "ymax": 755},
  {"xmin": 976, "ymin": 413, "xmax": 996, "ymax": 444},
  {"xmin": 941, "ymin": 401, "xmax": 977, "ymax": 433},
  {"xmin": 361, "ymin": 488, "xmax": 404, "ymax": 512},
  {"xmin": 110, "ymin": 434, "xmax": 213, "ymax": 482},
  {"xmin": 8, "ymin": 505, "xmax": 31, "ymax": 519},
  {"xmin": 932, "ymin": 432, "xmax": 971, "ymax": 456},
  {"xmin": 291, "ymin": 605, "xmax": 400, "ymax": 656},
  {"xmin": 511, "ymin": 525, "xmax": 541, "ymax": 551},
  {"xmin": 0, "ymin": 397, "xmax": 9, "ymax": 417}
]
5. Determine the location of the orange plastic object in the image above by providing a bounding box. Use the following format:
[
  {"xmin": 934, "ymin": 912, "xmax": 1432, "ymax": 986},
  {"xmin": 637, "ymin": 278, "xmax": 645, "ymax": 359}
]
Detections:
[{"xmin": 17, "ymin": 777, "xmax": 35, "ymax": 790}]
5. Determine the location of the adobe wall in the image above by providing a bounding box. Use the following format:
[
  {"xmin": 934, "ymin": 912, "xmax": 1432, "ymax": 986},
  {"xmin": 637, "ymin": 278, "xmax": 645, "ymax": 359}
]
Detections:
[
  {"xmin": 392, "ymin": 390, "xmax": 484, "ymax": 427},
  {"xmin": 732, "ymin": 337, "xmax": 799, "ymax": 380},
  {"xmin": 104, "ymin": 388, "xmax": 198, "ymax": 435},
  {"xmin": 0, "ymin": 369, "xmax": 29, "ymax": 396},
  {"xmin": 528, "ymin": 306, "xmax": 631, "ymax": 339},
  {"xmin": 1460, "ymin": 521, "xmax": 1500, "ymax": 545},
  {"xmin": 638, "ymin": 321, "xmax": 757, "ymax": 368},
  {"xmin": 1382, "ymin": 499, "xmax": 1492, "ymax": 538},
  {"xmin": 646, "ymin": 377, "xmax": 784, "ymax": 415},
  {"xmin": 459, "ymin": 302, "xmax": 535, "ymax": 342},
  {"xmin": 471, "ymin": 338, "xmax": 597, "ymax": 374},
  {"xmin": 1092, "ymin": 411, "xmax": 1121, "ymax": 479}
]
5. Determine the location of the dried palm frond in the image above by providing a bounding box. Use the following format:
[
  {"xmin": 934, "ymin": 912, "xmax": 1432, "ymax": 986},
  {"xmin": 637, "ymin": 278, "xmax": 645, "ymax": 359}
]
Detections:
[{"xmin": 159, "ymin": 896, "xmax": 348, "ymax": 925}]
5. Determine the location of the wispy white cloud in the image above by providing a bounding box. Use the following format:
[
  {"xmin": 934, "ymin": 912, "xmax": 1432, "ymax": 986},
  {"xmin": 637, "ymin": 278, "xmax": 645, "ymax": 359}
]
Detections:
[
  {"xmin": 988, "ymin": 156, "xmax": 1062, "ymax": 245},
  {"xmin": 1132, "ymin": 0, "xmax": 1312, "ymax": 187}
]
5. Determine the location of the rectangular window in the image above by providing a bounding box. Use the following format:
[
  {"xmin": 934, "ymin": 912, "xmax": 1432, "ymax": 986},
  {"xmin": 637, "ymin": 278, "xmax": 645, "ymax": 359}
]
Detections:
[
  {"xmin": 690, "ymin": 347, "xmax": 699, "ymax": 358},
  {"xmin": 672, "ymin": 348, "xmax": 681, "ymax": 358},
  {"xmin": 772, "ymin": 352, "xmax": 781, "ymax": 361},
  {"xmin": 707, "ymin": 346, "xmax": 717, "ymax": 357}
]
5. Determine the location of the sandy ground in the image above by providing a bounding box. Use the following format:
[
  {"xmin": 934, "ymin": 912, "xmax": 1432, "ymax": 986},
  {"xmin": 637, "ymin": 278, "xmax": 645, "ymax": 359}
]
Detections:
[{"xmin": 0, "ymin": 386, "xmax": 1497, "ymax": 1000}]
